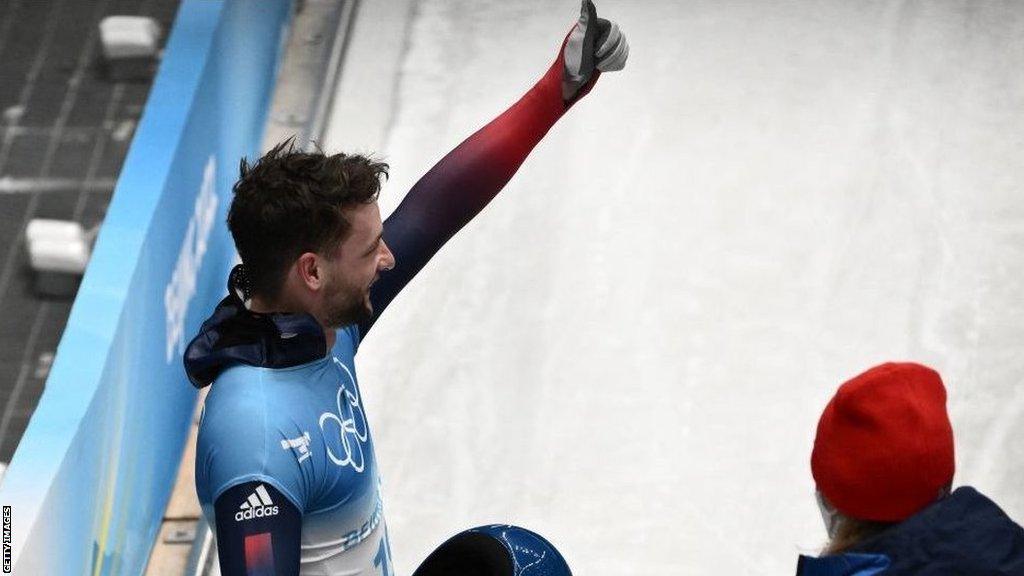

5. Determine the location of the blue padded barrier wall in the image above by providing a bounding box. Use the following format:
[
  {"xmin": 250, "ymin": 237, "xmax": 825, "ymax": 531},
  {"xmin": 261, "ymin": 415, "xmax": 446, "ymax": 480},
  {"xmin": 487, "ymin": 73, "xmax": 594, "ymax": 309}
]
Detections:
[{"xmin": 0, "ymin": 1, "xmax": 292, "ymax": 573}]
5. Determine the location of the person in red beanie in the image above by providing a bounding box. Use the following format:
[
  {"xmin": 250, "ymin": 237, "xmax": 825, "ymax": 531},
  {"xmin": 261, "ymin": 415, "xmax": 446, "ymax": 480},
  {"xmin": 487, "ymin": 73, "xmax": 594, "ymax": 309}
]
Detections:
[{"xmin": 796, "ymin": 362, "xmax": 1024, "ymax": 575}]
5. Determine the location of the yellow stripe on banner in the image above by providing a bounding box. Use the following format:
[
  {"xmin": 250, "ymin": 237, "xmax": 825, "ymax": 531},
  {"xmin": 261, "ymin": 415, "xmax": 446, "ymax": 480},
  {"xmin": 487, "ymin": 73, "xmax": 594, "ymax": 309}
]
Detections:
[{"xmin": 91, "ymin": 373, "xmax": 128, "ymax": 576}]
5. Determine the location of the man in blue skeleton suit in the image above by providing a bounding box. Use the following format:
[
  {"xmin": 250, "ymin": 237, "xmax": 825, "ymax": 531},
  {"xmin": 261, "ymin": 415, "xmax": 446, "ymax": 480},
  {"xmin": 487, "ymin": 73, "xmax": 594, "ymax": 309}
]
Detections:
[{"xmin": 184, "ymin": 2, "xmax": 628, "ymax": 574}]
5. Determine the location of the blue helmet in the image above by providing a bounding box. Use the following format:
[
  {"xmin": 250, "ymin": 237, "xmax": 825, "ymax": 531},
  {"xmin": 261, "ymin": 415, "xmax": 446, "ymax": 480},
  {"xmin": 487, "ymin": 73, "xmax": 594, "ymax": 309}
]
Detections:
[{"xmin": 413, "ymin": 524, "xmax": 572, "ymax": 576}]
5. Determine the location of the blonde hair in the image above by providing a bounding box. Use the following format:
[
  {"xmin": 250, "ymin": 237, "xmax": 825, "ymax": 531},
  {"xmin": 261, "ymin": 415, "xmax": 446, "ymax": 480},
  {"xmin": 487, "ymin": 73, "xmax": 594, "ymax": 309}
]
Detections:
[
  {"xmin": 824, "ymin": 514, "xmax": 895, "ymax": 555},
  {"xmin": 822, "ymin": 483, "xmax": 951, "ymax": 555}
]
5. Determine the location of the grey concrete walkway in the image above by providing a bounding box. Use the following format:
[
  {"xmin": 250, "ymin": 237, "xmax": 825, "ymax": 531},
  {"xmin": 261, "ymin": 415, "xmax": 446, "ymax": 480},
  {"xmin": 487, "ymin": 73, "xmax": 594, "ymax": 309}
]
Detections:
[{"xmin": 0, "ymin": 0, "xmax": 180, "ymax": 464}]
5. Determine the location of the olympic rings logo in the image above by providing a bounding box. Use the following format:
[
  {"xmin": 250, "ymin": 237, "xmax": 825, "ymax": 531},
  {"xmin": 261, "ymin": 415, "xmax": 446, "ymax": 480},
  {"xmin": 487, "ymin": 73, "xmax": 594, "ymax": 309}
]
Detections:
[{"xmin": 318, "ymin": 358, "xmax": 370, "ymax": 472}]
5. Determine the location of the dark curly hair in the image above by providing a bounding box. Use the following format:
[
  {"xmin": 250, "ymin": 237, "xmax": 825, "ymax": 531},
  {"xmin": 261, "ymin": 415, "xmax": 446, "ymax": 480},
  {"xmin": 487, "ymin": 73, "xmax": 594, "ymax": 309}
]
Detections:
[{"xmin": 227, "ymin": 138, "xmax": 389, "ymax": 300}]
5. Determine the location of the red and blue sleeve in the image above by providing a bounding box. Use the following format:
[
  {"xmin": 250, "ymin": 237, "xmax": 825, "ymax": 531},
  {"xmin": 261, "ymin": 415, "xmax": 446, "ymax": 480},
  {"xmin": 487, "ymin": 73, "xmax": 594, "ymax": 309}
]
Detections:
[{"xmin": 360, "ymin": 31, "xmax": 600, "ymax": 336}]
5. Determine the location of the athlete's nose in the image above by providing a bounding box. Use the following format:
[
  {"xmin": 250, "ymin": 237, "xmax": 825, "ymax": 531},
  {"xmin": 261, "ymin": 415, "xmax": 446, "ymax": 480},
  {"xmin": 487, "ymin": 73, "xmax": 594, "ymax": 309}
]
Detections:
[{"xmin": 379, "ymin": 239, "xmax": 396, "ymax": 271}]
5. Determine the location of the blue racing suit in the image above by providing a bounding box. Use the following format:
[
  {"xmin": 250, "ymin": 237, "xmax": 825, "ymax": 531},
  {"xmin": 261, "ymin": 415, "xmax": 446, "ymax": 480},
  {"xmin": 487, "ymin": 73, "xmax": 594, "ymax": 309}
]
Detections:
[{"xmin": 194, "ymin": 322, "xmax": 390, "ymax": 575}]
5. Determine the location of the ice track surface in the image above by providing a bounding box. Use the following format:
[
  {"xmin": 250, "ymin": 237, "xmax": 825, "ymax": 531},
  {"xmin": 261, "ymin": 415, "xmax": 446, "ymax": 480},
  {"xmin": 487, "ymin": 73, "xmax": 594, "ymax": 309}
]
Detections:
[{"xmin": 323, "ymin": 1, "xmax": 1024, "ymax": 574}]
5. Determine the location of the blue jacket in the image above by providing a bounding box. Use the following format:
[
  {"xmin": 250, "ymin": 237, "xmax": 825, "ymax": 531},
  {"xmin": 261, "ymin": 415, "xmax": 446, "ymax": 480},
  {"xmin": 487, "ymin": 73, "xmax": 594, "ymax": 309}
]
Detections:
[{"xmin": 797, "ymin": 486, "xmax": 1024, "ymax": 575}]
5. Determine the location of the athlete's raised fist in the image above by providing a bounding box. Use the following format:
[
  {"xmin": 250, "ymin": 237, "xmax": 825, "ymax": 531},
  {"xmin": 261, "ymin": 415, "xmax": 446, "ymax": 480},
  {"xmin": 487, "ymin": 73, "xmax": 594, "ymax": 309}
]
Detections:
[{"xmin": 562, "ymin": 0, "xmax": 630, "ymax": 102}]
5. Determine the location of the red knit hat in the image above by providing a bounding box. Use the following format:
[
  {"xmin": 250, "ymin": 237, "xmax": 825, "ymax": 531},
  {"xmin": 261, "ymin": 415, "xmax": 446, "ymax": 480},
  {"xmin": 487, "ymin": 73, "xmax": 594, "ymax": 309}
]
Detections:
[{"xmin": 811, "ymin": 362, "xmax": 955, "ymax": 522}]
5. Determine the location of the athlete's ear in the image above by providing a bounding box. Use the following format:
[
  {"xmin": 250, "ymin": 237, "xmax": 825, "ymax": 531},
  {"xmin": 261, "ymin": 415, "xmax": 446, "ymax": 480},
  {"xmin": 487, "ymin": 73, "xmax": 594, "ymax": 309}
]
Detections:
[{"xmin": 295, "ymin": 252, "xmax": 325, "ymax": 292}]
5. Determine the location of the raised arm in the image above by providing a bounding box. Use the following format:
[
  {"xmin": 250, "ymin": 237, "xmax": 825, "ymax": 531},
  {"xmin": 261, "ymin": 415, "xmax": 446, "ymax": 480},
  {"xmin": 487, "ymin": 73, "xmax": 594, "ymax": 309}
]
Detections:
[{"xmin": 360, "ymin": 0, "xmax": 628, "ymax": 336}]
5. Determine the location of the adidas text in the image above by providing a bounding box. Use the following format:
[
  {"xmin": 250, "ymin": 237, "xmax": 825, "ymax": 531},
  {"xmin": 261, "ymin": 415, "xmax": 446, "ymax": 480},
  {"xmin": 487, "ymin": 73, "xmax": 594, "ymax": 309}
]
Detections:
[{"xmin": 235, "ymin": 505, "xmax": 279, "ymax": 522}]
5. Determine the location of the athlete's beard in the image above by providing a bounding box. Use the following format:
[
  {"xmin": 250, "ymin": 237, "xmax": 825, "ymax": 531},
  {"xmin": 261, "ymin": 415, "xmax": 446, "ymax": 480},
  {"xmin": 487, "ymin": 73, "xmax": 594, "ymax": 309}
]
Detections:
[{"xmin": 322, "ymin": 279, "xmax": 372, "ymax": 329}]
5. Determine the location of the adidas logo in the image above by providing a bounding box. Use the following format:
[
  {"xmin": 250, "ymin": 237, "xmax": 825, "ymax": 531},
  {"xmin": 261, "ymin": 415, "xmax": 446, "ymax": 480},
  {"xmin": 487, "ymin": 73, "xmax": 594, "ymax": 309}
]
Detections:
[{"xmin": 234, "ymin": 484, "xmax": 280, "ymax": 522}]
